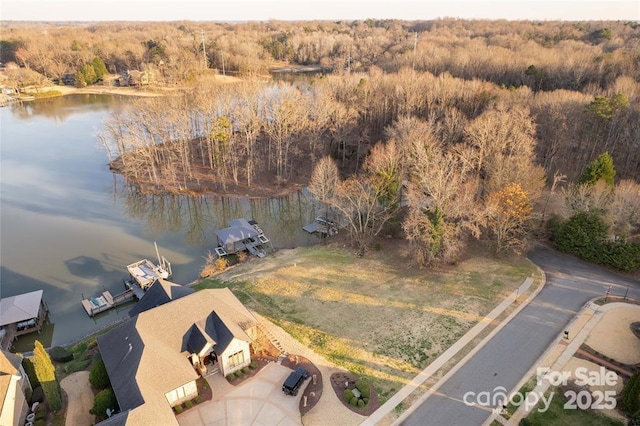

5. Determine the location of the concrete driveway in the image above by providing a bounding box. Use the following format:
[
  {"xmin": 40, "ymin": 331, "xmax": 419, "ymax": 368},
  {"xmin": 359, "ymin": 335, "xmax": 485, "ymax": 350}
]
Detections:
[{"xmin": 177, "ymin": 362, "xmax": 303, "ymax": 426}]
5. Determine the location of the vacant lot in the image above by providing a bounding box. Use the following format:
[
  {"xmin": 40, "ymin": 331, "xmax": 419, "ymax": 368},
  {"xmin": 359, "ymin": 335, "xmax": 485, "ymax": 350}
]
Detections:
[{"xmin": 196, "ymin": 244, "xmax": 537, "ymax": 402}]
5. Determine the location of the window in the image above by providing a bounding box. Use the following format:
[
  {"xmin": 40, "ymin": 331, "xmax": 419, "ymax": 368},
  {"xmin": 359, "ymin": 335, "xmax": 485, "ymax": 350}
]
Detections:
[{"xmin": 228, "ymin": 350, "xmax": 245, "ymax": 369}]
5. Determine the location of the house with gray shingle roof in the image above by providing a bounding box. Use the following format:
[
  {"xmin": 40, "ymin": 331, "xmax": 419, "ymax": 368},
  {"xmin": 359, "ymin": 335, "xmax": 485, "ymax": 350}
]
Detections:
[
  {"xmin": 0, "ymin": 350, "xmax": 31, "ymax": 426},
  {"xmin": 128, "ymin": 278, "xmax": 194, "ymax": 317},
  {"xmin": 96, "ymin": 288, "xmax": 257, "ymax": 425}
]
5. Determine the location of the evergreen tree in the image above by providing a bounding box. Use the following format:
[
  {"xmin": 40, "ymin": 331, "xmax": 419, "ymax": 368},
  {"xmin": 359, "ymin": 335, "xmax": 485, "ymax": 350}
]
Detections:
[
  {"xmin": 33, "ymin": 340, "xmax": 62, "ymax": 410},
  {"xmin": 91, "ymin": 57, "xmax": 108, "ymax": 80},
  {"xmin": 578, "ymin": 152, "xmax": 616, "ymax": 187}
]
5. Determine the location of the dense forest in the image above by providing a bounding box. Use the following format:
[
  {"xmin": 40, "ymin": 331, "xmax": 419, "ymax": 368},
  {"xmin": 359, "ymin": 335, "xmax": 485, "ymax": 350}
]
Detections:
[{"xmin": 2, "ymin": 19, "xmax": 638, "ymax": 268}]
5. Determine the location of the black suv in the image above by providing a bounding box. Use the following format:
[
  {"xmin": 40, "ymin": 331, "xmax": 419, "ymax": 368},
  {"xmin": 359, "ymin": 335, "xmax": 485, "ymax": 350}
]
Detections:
[{"xmin": 282, "ymin": 367, "xmax": 309, "ymax": 396}]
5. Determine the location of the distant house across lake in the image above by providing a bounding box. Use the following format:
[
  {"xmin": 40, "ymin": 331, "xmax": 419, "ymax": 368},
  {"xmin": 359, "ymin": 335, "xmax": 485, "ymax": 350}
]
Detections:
[{"xmin": 116, "ymin": 70, "xmax": 153, "ymax": 87}]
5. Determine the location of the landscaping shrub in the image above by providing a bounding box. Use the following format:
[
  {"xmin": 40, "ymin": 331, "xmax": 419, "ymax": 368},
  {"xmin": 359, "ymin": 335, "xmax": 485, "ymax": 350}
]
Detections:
[
  {"xmin": 30, "ymin": 386, "xmax": 44, "ymax": 404},
  {"xmin": 34, "ymin": 402, "xmax": 47, "ymax": 420},
  {"xmin": 33, "ymin": 341, "xmax": 61, "ymax": 411},
  {"xmin": 357, "ymin": 399, "xmax": 365, "ymax": 407},
  {"xmin": 225, "ymin": 374, "xmax": 234, "ymax": 381},
  {"xmin": 363, "ymin": 397, "xmax": 369, "ymax": 405},
  {"xmin": 242, "ymin": 366, "xmax": 250, "ymax": 374},
  {"xmin": 344, "ymin": 389, "xmax": 354, "ymax": 401},
  {"xmin": 623, "ymin": 372, "xmax": 640, "ymax": 417},
  {"xmin": 89, "ymin": 358, "xmax": 110, "ymax": 389},
  {"xmin": 235, "ymin": 370, "xmax": 243, "ymax": 378},
  {"xmin": 90, "ymin": 389, "xmax": 118, "ymax": 420},
  {"xmin": 249, "ymin": 361, "xmax": 258, "ymax": 369},
  {"xmin": 195, "ymin": 396, "xmax": 202, "ymax": 404},
  {"xmin": 174, "ymin": 404, "xmax": 183, "ymax": 414},
  {"xmin": 349, "ymin": 396, "xmax": 359, "ymax": 406},
  {"xmin": 355, "ymin": 379, "xmax": 371, "ymax": 399},
  {"xmin": 49, "ymin": 346, "xmax": 73, "ymax": 363},
  {"xmin": 23, "ymin": 358, "xmax": 41, "ymax": 389},
  {"xmin": 87, "ymin": 338, "xmax": 98, "ymax": 350},
  {"xmin": 184, "ymin": 400, "xmax": 193, "ymax": 409},
  {"xmin": 34, "ymin": 419, "xmax": 46, "ymax": 426}
]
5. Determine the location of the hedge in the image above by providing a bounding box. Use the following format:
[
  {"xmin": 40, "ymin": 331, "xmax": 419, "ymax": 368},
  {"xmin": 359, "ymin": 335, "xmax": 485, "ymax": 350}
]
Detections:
[
  {"xmin": 623, "ymin": 372, "xmax": 640, "ymax": 417},
  {"xmin": 553, "ymin": 212, "xmax": 640, "ymax": 272},
  {"xmin": 355, "ymin": 379, "xmax": 371, "ymax": 399},
  {"xmin": 89, "ymin": 358, "xmax": 110, "ymax": 389},
  {"xmin": 49, "ymin": 346, "xmax": 73, "ymax": 363},
  {"xmin": 344, "ymin": 389, "xmax": 354, "ymax": 401},
  {"xmin": 90, "ymin": 389, "xmax": 118, "ymax": 420}
]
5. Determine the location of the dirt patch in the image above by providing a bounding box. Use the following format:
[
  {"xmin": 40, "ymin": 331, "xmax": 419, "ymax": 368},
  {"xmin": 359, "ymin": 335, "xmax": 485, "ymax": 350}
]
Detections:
[
  {"xmin": 196, "ymin": 377, "xmax": 212, "ymax": 402},
  {"xmin": 330, "ymin": 372, "xmax": 380, "ymax": 416},
  {"xmin": 281, "ymin": 354, "xmax": 323, "ymax": 415}
]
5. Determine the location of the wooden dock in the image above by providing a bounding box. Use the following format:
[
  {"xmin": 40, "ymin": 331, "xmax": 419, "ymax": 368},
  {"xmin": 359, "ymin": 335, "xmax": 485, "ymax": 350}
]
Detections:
[
  {"xmin": 81, "ymin": 280, "xmax": 146, "ymax": 317},
  {"xmin": 303, "ymin": 217, "xmax": 339, "ymax": 236}
]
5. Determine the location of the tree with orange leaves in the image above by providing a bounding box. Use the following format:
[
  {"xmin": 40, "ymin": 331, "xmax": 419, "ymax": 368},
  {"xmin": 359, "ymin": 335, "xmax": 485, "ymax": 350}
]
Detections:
[{"xmin": 486, "ymin": 183, "xmax": 533, "ymax": 254}]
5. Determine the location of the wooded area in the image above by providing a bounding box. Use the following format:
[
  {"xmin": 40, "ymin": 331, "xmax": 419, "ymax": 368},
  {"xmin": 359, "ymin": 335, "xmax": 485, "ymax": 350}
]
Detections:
[{"xmin": 2, "ymin": 19, "xmax": 638, "ymax": 267}]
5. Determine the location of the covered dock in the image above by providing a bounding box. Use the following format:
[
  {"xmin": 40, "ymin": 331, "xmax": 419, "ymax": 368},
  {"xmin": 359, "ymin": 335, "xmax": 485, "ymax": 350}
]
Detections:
[
  {"xmin": 0, "ymin": 290, "xmax": 49, "ymax": 350},
  {"xmin": 215, "ymin": 219, "xmax": 270, "ymax": 258},
  {"xmin": 303, "ymin": 216, "xmax": 339, "ymax": 236}
]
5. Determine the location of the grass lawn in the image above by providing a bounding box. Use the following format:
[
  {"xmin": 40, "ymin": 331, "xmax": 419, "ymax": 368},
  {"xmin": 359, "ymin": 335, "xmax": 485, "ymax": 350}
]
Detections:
[
  {"xmin": 196, "ymin": 243, "xmax": 537, "ymax": 403},
  {"xmin": 525, "ymin": 388, "xmax": 625, "ymax": 426}
]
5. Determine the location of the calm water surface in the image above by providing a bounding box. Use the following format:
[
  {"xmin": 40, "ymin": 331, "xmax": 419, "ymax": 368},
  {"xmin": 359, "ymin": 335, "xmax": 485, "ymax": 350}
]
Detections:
[{"xmin": 0, "ymin": 94, "xmax": 317, "ymax": 347}]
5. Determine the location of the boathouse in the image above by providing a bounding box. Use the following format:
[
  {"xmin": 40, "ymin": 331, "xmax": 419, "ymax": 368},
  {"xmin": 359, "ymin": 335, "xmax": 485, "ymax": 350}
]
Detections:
[
  {"xmin": 214, "ymin": 219, "xmax": 270, "ymax": 257},
  {"xmin": 0, "ymin": 290, "xmax": 48, "ymax": 351}
]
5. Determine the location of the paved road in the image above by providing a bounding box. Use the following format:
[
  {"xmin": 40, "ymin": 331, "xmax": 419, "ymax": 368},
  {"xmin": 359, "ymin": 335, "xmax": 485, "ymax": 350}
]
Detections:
[{"xmin": 403, "ymin": 246, "xmax": 640, "ymax": 426}]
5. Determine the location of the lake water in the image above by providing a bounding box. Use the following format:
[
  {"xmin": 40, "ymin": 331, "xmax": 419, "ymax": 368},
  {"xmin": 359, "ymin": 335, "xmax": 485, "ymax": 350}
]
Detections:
[{"xmin": 0, "ymin": 94, "xmax": 318, "ymax": 348}]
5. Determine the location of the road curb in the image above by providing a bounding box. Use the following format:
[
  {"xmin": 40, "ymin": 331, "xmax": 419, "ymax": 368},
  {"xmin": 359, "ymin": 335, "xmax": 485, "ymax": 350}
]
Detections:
[
  {"xmin": 482, "ymin": 295, "xmax": 602, "ymax": 426},
  {"xmin": 393, "ymin": 263, "xmax": 546, "ymax": 425},
  {"xmin": 499, "ymin": 300, "xmax": 640, "ymax": 426},
  {"xmin": 373, "ymin": 262, "xmax": 546, "ymax": 426}
]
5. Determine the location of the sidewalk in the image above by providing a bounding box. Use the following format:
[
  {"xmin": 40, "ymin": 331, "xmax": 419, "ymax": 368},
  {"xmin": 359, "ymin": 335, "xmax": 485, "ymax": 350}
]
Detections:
[
  {"xmin": 491, "ymin": 301, "xmax": 640, "ymax": 426},
  {"xmin": 361, "ymin": 275, "xmax": 539, "ymax": 426}
]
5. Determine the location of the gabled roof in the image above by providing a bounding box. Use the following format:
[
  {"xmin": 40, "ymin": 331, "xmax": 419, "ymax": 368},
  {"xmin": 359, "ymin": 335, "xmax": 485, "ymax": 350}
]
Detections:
[
  {"xmin": 0, "ymin": 350, "xmax": 21, "ymax": 376},
  {"xmin": 216, "ymin": 218, "xmax": 260, "ymax": 245},
  {"xmin": 96, "ymin": 319, "xmax": 145, "ymax": 413},
  {"xmin": 0, "ymin": 290, "xmax": 43, "ymax": 326},
  {"xmin": 97, "ymin": 288, "xmax": 257, "ymax": 426},
  {"xmin": 184, "ymin": 323, "xmax": 213, "ymax": 355},
  {"xmin": 128, "ymin": 279, "xmax": 194, "ymax": 317},
  {"xmin": 0, "ymin": 350, "xmax": 24, "ymax": 418}
]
